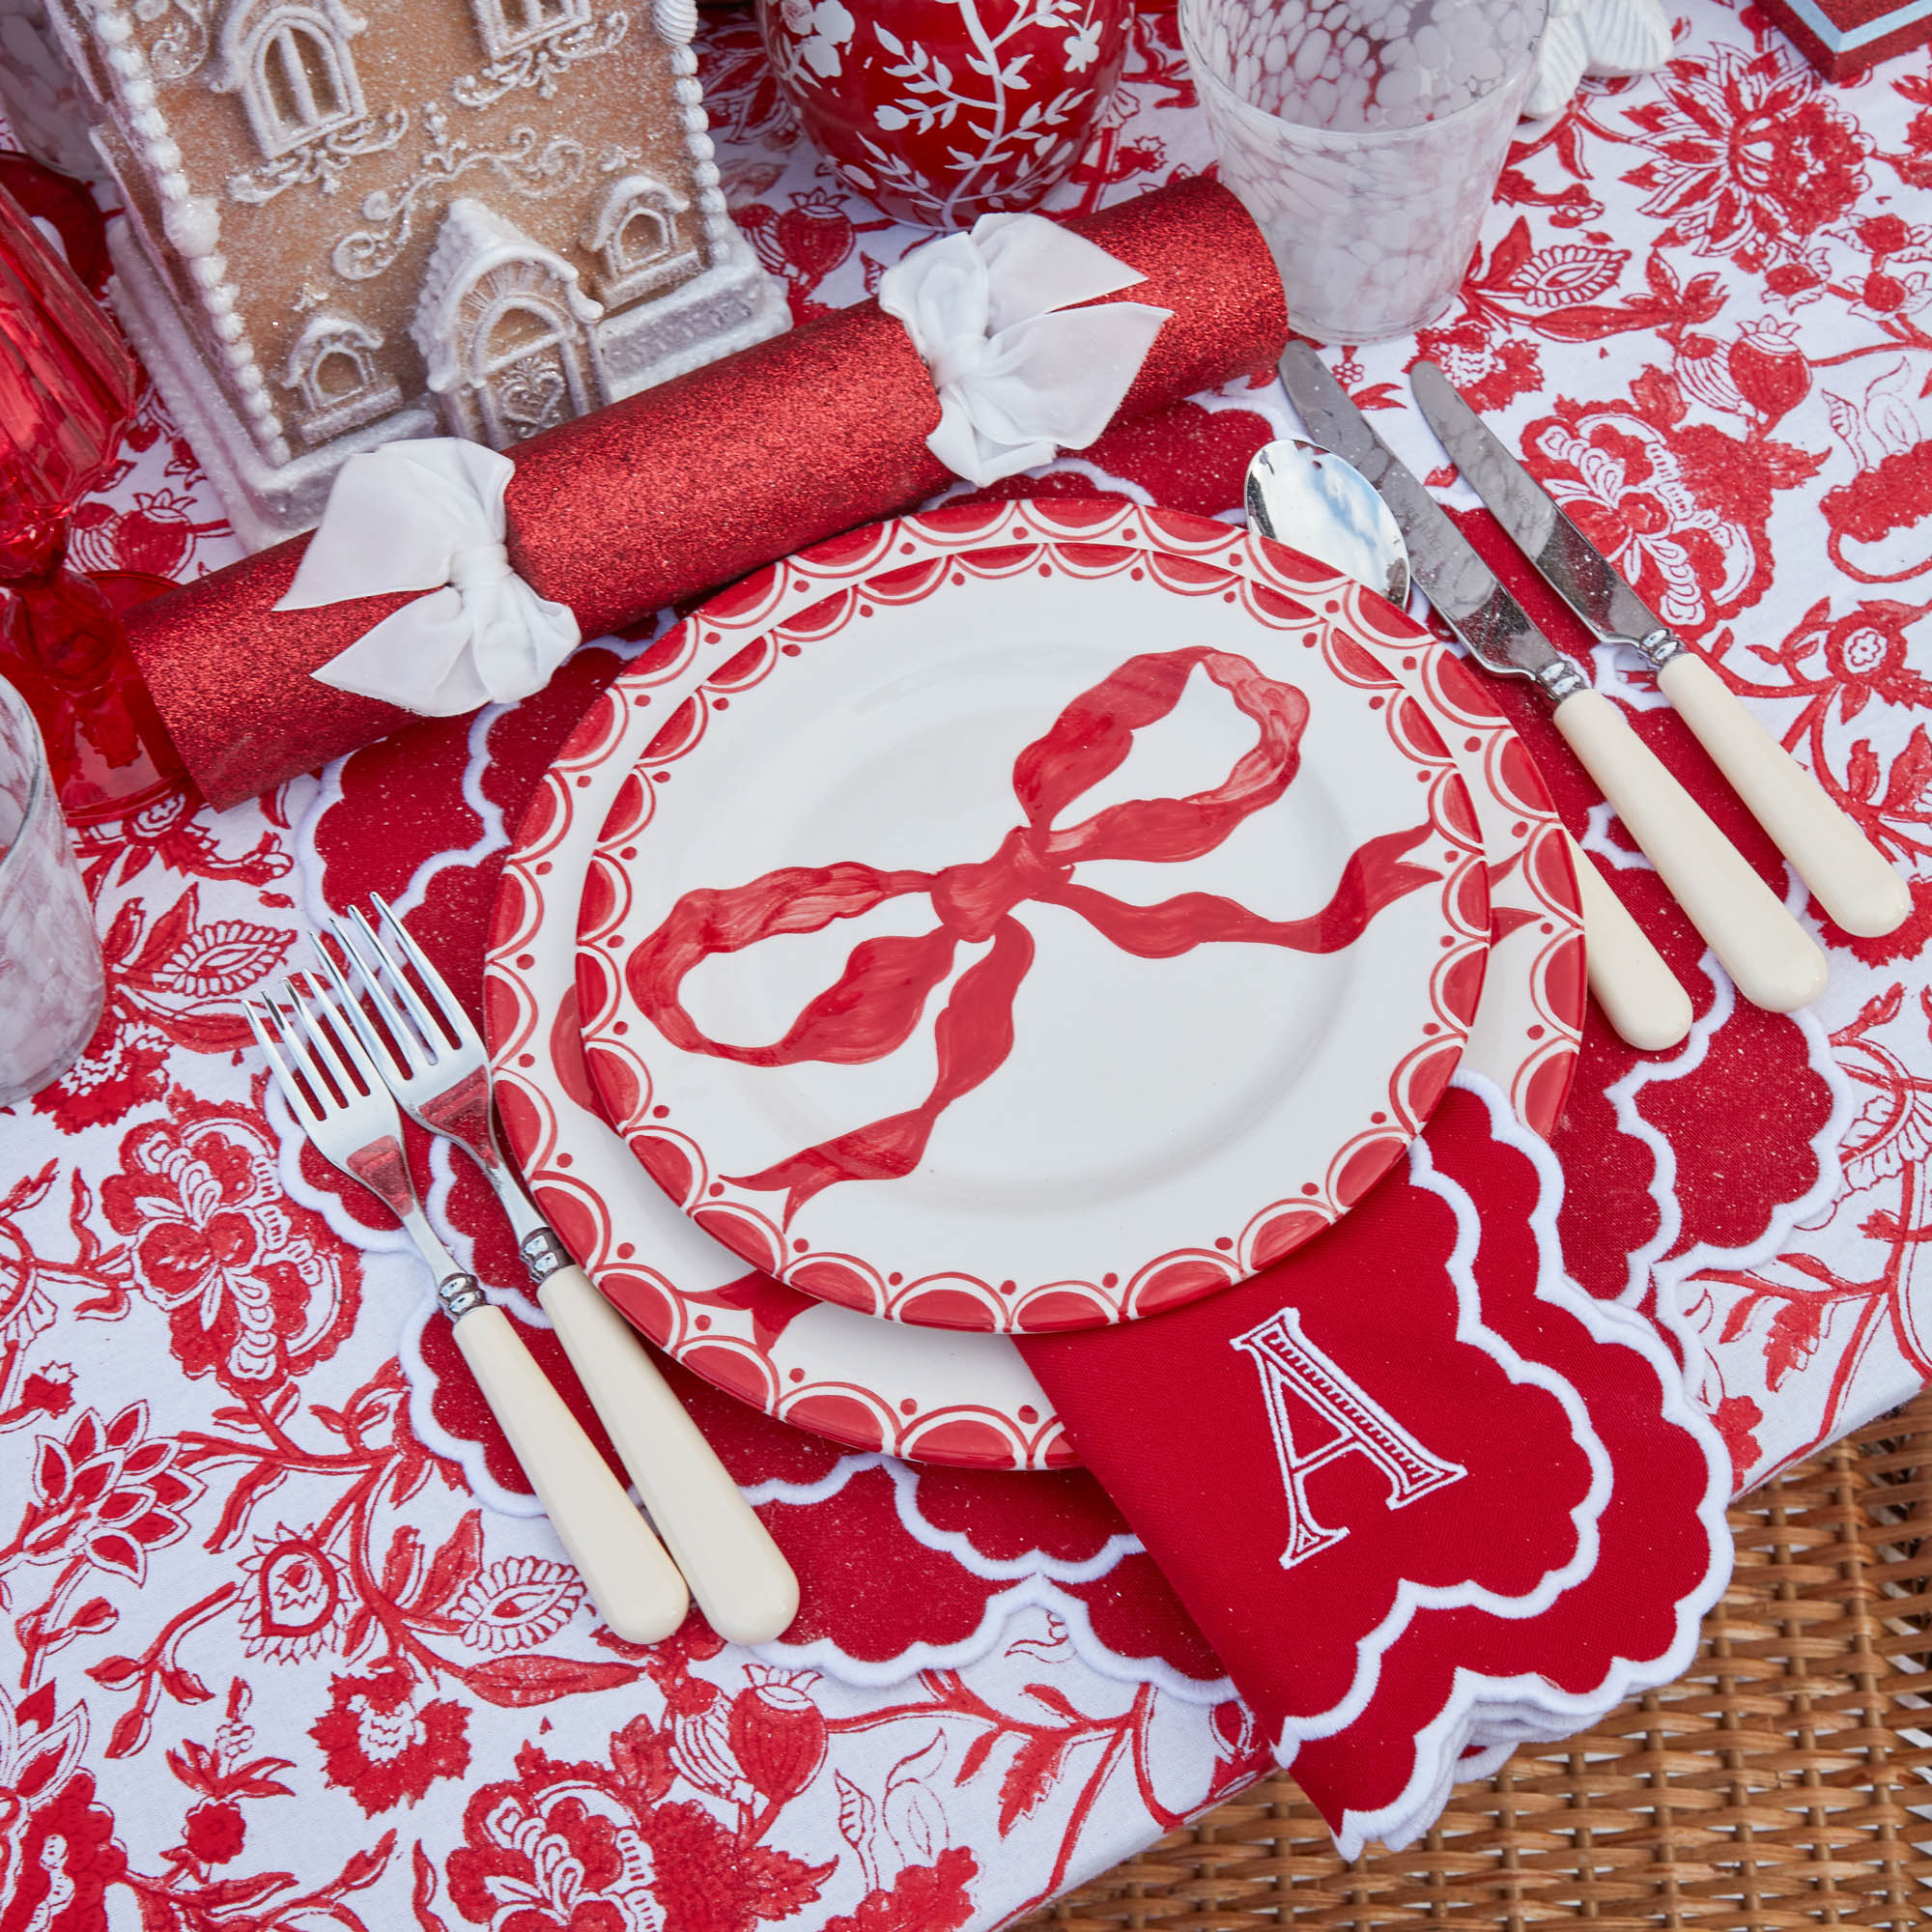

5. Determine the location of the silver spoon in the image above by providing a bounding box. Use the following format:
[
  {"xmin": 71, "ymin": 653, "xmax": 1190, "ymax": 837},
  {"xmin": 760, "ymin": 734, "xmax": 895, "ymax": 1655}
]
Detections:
[
  {"xmin": 1246, "ymin": 439, "xmax": 1410, "ymax": 608},
  {"xmin": 1244, "ymin": 437, "xmax": 1693, "ymax": 1055}
]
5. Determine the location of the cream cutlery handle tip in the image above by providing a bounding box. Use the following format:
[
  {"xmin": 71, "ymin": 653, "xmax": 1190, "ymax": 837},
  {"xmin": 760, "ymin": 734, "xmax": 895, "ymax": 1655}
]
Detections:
[
  {"xmin": 1553, "ymin": 691, "xmax": 1829, "ymax": 1014},
  {"xmin": 1659, "ymin": 652, "xmax": 1910, "ymax": 939},
  {"xmin": 1564, "ymin": 834, "xmax": 1693, "ymax": 1052},
  {"xmin": 539, "ymin": 1264, "xmax": 800, "ymax": 1647},
  {"xmin": 452, "ymin": 1302, "xmax": 689, "ymax": 1645}
]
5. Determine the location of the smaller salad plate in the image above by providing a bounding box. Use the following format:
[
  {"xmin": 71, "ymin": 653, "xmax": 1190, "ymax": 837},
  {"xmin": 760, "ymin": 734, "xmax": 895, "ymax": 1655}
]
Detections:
[{"xmin": 573, "ymin": 516, "xmax": 1492, "ymax": 1332}]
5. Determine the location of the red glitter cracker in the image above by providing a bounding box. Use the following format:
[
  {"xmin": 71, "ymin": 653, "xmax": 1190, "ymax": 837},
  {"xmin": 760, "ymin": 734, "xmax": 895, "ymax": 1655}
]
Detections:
[{"xmin": 127, "ymin": 178, "xmax": 1288, "ymax": 811}]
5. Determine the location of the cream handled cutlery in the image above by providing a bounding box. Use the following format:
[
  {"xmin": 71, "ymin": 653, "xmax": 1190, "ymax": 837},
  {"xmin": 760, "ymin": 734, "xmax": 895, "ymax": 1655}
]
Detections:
[
  {"xmin": 1411, "ymin": 359, "xmax": 1910, "ymax": 942},
  {"xmin": 1245, "ymin": 435, "xmax": 1693, "ymax": 1053},
  {"xmin": 316, "ymin": 898, "xmax": 799, "ymax": 1648},
  {"xmin": 245, "ymin": 980, "xmax": 691, "ymax": 1646},
  {"xmin": 1278, "ymin": 342, "xmax": 1830, "ymax": 1016}
]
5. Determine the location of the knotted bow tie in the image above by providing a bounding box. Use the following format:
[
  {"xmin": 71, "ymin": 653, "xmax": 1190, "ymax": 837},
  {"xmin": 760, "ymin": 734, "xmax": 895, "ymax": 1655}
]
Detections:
[
  {"xmin": 628, "ymin": 647, "xmax": 1441, "ymax": 1221},
  {"xmin": 877, "ymin": 210, "xmax": 1173, "ymax": 487},
  {"xmin": 279, "ymin": 439, "xmax": 580, "ymax": 717}
]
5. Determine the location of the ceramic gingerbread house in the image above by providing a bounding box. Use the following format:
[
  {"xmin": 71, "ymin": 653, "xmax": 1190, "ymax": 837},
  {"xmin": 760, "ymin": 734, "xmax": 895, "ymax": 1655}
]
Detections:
[{"xmin": 43, "ymin": 0, "xmax": 788, "ymax": 546}]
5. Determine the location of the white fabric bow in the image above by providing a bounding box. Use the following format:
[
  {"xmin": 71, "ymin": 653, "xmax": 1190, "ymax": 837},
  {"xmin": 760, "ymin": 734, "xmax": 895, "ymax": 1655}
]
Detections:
[
  {"xmin": 879, "ymin": 213, "xmax": 1173, "ymax": 488},
  {"xmin": 1521, "ymin": 0, "xmax": 1671, "ymax": 119},
  {"xmin": 278, "ymin": 440, "xmax": 581, "ymax": 717}
]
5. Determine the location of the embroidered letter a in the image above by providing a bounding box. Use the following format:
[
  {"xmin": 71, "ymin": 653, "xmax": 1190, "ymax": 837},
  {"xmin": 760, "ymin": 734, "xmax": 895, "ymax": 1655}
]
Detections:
[{"xmin": 1233, "ymin": 1307, "xmax": 1466, "ymax": 1571}]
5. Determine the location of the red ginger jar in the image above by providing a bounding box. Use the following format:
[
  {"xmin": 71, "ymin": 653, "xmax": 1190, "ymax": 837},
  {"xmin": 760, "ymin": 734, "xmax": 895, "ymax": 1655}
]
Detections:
[{"xmin": 758, "ymin": 0, "xmax": 1134, "ymax": 230}]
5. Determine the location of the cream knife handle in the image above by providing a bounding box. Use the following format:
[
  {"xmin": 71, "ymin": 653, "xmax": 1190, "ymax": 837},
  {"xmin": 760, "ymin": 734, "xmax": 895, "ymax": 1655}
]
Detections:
[
  {"xmin": 451, "ymin": 1302, "xmax": 690, "ymax": 1644},
  {"xmin": 1552, "ymin": 690, "xmax": 1829, "ymax": 1013},
  {"xmin": 538, "ymin": 1264, "xmax": 799, "ymax": 1646},
  {"xmin": 1563, "ymin": 832, "xmax": 1693, "ymax": 1052},
  {"xmin": 1658, "ymin": 651, "xmax": 1910, "ymax": 939}
]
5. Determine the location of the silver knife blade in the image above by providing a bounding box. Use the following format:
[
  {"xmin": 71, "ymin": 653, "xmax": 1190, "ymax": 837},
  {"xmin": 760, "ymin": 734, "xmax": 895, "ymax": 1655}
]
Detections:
[
  {"xmin": 1411, "ymin": 359, "xmax": 1665, "ymax": 647},
  {"xmin": 1275, "ymin": 343, "xmax": 1585, "ymax": 699}
]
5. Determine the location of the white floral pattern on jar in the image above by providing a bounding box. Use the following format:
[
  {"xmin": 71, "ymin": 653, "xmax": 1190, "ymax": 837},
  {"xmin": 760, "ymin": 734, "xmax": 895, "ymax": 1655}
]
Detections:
[{"xmin": 757, "ymin": 0, "xmax": 1133, "ymax": 228}]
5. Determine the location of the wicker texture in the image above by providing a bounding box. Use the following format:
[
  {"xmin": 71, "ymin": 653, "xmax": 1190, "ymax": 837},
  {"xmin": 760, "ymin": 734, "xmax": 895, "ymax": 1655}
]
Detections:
[{"xmin": 1024, "ymin": 1393, "xmax": 1932, "ymax": 1929}]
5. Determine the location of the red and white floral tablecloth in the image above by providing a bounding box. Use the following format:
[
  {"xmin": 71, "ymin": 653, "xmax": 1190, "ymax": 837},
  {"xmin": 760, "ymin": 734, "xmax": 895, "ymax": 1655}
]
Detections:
[{"xmin": 7, "ymin": 2, "xmax": 1932, "ymax": 1925}]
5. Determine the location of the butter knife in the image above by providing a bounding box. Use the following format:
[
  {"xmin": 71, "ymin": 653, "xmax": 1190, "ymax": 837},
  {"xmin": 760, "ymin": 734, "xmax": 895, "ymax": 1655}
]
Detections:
[
  {"xmin": 1279, "ymin": 342, "xmax": 1828, "ymax": 1014},
  {"xmin": 1412, "ymin": 360, "xmax": 1910, "ymax": 941}
]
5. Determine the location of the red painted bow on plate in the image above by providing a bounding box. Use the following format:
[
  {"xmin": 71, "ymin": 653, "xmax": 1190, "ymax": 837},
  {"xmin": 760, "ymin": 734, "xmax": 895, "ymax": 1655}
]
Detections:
[{"xmin": 626, "ymin": 646, "xmax": 1442, "ymax": 1218}]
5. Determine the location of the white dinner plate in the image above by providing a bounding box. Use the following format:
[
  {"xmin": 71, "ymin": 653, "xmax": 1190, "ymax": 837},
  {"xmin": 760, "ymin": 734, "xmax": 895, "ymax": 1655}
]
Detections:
[{"xmin": 487, "ymin": 499, "xmax": 1584, "ymax": 1464}]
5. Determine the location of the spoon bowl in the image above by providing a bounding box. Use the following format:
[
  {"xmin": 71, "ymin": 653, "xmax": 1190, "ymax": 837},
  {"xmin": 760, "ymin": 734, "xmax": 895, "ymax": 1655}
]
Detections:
[{"xmin": 1244, "ymin": 438, "xmax": 1410, "ymax": 608}]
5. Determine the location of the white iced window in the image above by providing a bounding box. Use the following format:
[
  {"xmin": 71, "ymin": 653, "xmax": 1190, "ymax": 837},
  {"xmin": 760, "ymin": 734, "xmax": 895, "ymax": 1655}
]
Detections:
[
  {"xmin": 218, "ymin": 0, "xmax": 368, "ymax": 159},
  {"xmin": 312, "ymin": 345, "xmax": 363, "ymax": 396},
  {"xmin": 485, "ymin": 301, "xmax": 564, "ymax": 370},
  {"xmin": 618, "ymin": 204, "xmax": 668, "ymax": 264},
  {"xmin": 261, "ymin": 22, "xmax": 347, "ymax": 139},
  {"xmin": 582, "ymin": 173, "xmax": 695, "ymax": 306},
  {"xmin": 470, "ymin": 0, "xmax": 593, "ymax": 57},
  {"xmin": 281, "ymin": 312, "xmax": 401, "ymax": 446}
]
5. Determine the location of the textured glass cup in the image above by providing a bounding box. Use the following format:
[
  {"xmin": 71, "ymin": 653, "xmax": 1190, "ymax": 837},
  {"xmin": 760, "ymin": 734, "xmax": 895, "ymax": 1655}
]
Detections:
[
  {"xmin": 1180, "ymin": 0, "xmax": 1546, "ymax": 342},
  {"xmin": 0, "ymin": 671, "xmax": 104, "ymax": 1107}
]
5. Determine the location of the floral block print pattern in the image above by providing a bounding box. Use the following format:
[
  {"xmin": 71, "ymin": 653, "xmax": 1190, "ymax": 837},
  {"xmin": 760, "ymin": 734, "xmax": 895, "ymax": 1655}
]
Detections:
[{"xmin": 5, "ymin": 0, "xmax": 1932, "ymax": 1922}]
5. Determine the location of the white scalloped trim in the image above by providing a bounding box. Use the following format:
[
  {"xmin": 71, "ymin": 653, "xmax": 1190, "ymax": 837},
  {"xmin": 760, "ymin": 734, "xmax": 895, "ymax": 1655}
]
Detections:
[
  {"xmin": 744, "ymin": 1453, "xmax": 1145, "ymax": 1586},
  {"xmin": 1266, "ymin": 1072, "xmax": 1619, "ymax": 1762},
  {"xmin": 758, "ymin": 1567, "xmax": 1233, "ymax": 1704},
  {"xmin": 1321, "ymin": 1071, "xmax": 1733, "ymax": 1859},
  {"xmin": 1654, "ymin": 893, "xmax": 1857, "ymax": 1295},
  {"xmin": 744, "ymin": 1451, "xmax": 1232, "ymax": 1701},
  {"xmin": 1601, "ymin": 870, "xmax": 1857, "ymax": 1315}
]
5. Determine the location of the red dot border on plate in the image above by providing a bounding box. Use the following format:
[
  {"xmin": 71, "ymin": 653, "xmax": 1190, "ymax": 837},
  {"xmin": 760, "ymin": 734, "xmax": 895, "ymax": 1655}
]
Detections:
[{"xmin": 570, "ymin": 517, "xmax": 1492, "ymax": 1333}]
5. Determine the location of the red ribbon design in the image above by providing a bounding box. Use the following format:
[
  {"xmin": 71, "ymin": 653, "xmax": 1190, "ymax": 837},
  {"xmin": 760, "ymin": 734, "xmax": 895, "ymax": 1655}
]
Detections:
[{"xmin": 627, "ymin": 648, "xmax": 1441, "ymax": 1220}]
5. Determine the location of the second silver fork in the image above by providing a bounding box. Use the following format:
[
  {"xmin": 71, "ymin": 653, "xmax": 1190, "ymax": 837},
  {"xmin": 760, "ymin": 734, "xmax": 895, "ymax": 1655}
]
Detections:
[
  {"xmin": 317, "ymin": 896, "xmax": 799, "ymax": 1648},
  {"xmin": 247, "ymin": 980, "xmax": 689, "ymax": 1645}
]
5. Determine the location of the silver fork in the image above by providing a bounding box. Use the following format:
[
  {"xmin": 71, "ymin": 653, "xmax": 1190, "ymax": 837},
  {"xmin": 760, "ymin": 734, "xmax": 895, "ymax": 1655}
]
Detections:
[
  {"xmin": 245, "ymin": 978, "xmax": 688, "ymax": 1646},
  {"xmin": 315, "ymin": 896, "xmax": 798, "ymax": 1648}
]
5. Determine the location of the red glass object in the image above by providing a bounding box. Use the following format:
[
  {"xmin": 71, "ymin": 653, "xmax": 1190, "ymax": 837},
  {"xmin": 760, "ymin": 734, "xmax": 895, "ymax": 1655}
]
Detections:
[{"xmin": 0, "ymin": 180, "xmax": 184, "ymax": 821}]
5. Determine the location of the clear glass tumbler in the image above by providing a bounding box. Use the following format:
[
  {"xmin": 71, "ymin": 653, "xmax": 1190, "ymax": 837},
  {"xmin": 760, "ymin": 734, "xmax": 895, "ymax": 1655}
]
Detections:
[
  {"xmin": 1180, "ymin": 0, "xmax": 1547, "ymax": 342},
  {"xmin": 0, "ymin": 669, "xmax": 104, "ymax": 1107}
]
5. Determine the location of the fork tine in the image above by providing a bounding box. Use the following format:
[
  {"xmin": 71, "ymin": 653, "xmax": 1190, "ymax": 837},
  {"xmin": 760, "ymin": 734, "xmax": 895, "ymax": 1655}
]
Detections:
[
  {"xmin": 285, "ymin": 976, "xmax": 378, "ymax": 1104},
  {"xmin": 340, "ymin": 904, "xmax": 448, "ymax": 1059},
  {"xmin": 256, "ymin": 990, "xmax": 348, "ymax": 1128},
  {"xmin": 309, "ymin": 923, "xmax": 381, "ymax": 1059},
  {"xmin": 370, "ymin": 894, "xmax": 471, "ymax": 1046},
  {"xmin": 320, "ymin": 922, "xmax": 430, "ymax": 1077},
  {"xmin": 245, "ymin": 996, "xmax": 324, "ymax": 1127},
  {"xmin": 278, "ymin": 986, "xmax": 349, "ymax": 1111}
]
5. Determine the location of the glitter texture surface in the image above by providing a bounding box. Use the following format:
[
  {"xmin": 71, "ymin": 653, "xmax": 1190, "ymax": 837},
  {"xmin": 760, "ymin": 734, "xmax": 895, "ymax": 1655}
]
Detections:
[{"xmin": 126, "ymin": 178, "xmax": 1287, "ymax": 810}]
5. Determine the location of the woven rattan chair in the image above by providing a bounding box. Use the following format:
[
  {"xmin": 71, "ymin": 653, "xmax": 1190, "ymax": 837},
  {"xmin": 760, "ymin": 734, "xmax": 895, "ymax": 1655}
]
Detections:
[{"xmin": 1022, "ymin": 1391, "xmax": 1932, "ymax": 1930}]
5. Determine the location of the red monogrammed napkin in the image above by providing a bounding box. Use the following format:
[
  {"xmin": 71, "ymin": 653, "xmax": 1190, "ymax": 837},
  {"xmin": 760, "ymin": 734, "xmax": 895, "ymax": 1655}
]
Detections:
[{"xmin": 1017, "ymin": 1080, "xmax": 1732, "ymax": 1853}]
